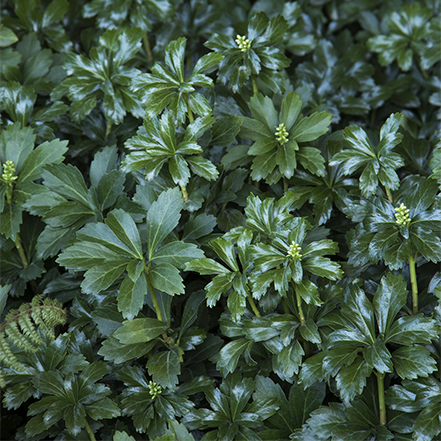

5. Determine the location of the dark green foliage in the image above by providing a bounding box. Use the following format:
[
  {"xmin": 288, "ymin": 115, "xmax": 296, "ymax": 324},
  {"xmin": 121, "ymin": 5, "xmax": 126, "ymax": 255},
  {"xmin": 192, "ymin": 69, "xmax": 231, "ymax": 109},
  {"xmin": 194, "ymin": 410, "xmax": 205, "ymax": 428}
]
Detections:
[{"xmin": 1, "ymin": 1, "xmax": 440, "ymax": 441}]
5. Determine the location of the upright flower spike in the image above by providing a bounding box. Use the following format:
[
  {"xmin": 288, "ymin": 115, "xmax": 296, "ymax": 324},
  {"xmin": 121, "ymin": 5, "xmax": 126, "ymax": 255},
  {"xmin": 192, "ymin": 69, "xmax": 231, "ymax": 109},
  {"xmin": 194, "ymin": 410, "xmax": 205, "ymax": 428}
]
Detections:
[
  {"xmin": 1, "ymin": 161, "xmax": 18, "ymax": 187},
  {"xmin": 1, "ymin": 161, "xmax": 18, "ymax": 205},
  {"xmin": 235, "ymin": 35, "xmax": 251, "ymax": 52},
  {"xmin": 275, "ymin": 123, "xmax": 289, "ymax": 145},
  {"xmin": 148, "ymin": 381, "xmax": 162, "ymax": 399},
  {"xmin": 395, "ymin": 203, "xmax": 411, "ymax": 227},
  {"xmin": 287, "ymin": 241, "xmax": 302, "ymax": 260}
]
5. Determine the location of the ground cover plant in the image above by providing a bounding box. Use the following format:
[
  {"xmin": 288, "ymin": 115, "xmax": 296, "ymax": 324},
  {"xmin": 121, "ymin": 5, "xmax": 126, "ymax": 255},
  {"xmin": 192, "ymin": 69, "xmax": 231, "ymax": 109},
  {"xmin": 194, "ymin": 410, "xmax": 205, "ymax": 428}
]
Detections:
[{"xmin": 0, "ymin": 0, "xmax": 440, "ymax": 440}]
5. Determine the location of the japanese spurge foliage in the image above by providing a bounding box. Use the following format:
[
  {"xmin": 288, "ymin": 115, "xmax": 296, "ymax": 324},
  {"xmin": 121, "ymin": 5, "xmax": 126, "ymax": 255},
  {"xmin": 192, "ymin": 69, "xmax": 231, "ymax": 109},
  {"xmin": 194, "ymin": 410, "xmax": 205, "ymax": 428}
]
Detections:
[{"xmin": 1, "ymin": 2, "xmax": 441, "ymax": 441}]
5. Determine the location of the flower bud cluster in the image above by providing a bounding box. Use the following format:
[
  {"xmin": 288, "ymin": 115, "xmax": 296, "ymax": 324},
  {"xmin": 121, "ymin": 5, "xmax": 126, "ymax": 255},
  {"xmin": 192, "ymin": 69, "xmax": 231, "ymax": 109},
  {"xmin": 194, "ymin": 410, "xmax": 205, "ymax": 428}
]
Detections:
[
  {"xmin": 287, "ymin": 241, "xmax": 302, "ymax": 260},
  {"xmin": 395, "ymin": 203, "xmax": 411, "ymax": 227},
  {"xmin": 275, "ymin": 123, "xmax": 289, "ymax": 144},
  {"xmin": 148, "ymin": 381, "xmax": 162, "ymax": 399},
  {"xmin": 1, "ymin": 161, "xmax": 18, "ymax": 187},
  {"xmin": 235, "ymin": 35, "xmax": 251, "ymax": 52}
]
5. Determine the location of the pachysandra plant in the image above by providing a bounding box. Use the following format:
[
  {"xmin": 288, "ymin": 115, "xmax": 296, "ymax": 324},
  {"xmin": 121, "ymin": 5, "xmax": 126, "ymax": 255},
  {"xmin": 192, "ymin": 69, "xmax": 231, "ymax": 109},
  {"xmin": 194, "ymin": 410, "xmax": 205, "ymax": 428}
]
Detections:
[
  {"xmin": 131, "ymin": 36, "xmax": 223, "ymax": 123},
  {"xmin": 206, "ymin": 11, "xmax": 290, "ymax": 93},
  {"xmin": 123, "ymin": 111, "xmax": 219, "ymax": 201},
  {"xmin": 240, "ymin": 91, "xmax": 332, "ymax": 185},
  {"xmin": 1, "ymin": 2, "xmax": 440, "ymax": 441}
]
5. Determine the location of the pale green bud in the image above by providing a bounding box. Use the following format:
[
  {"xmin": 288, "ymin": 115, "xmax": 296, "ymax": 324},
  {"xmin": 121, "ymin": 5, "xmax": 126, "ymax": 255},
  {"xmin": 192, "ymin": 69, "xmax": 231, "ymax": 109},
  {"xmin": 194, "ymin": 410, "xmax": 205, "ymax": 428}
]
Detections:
[
  {"xmin": 395, "ymin": 203, "xmax": 411, "ymax": 227},
  {"xmin": 275, "ymin": 123, "xmax": 289, "ymax": 145},
  {"xmin": 235, "ymin": 35, "xmax": 251, "ymax": 52}
]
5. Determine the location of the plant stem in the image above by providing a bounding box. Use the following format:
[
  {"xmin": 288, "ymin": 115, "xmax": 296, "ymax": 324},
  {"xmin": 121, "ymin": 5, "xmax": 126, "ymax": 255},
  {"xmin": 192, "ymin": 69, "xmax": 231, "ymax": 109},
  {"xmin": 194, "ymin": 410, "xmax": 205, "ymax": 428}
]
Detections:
[
  {"xmin": 15, "ymin": 233, "xmax": 28, "ymax": 268},
  {"xmin": 385, "ymin": 187, "xmax": 393, "ymax": 203},
  {"xmin": 408, "ymin": 252, "xmax": 418, "ymax": 315},
  {"xmin": 295, "ymin": 289, "xmax": 306, "ymax": 326},
  {"xmin": 105, "ymin": 120, "xmax": 112, "ymax": 141},
  {"xmin": 6, "ymin": 186, "xmax": 13, "ymax": 205},
  {"xmin": 247, "ymin": 292, "xmax": 260, "ymax": 317},
  {"xmin": 143, "ymin": 33, "xmax": 153, "ymax": 62},
  {"xmin": 251, "ymin": 75, "xmax": 258, "ymax": 95},
  {"xmin": 144, "ymin": 266, "xmax": 163, "ymax": 322},
  {"xmin": 84, "ymin": 420, "xmax": 96, "ymax": 441},
  {"xmin": 181, "ymin": 185, "xmax": 189, "ymax": 202},
  {"xmin": 187, "ymin": 104, "xmax": 194, "ymax": 123},
  {"xmin": 376, "ymin": 371, "xmax": 386, "ymax": 426}
]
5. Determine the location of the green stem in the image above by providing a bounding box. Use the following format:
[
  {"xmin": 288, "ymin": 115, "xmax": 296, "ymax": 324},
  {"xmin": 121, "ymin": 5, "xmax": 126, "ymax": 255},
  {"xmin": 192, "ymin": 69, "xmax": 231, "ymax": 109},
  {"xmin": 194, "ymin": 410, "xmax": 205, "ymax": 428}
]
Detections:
[
  {"xmin": 187, "ymin": 104, "xmax": 194, "ymax": 123},
  {"xmin": 15, "ymin": 233, "xmax": 28, "ymax": 268},
  {"xmin": 144, "ymin": 265, "xmax": 163, "ymax": 322},
  {"xmin": 105, "ymin": 120, "xmax": 112, "ymax": 141},
  {"xmin": 143, "ymin": 33, "xmax": 153, "ymax": 62},
  {"xmin": 247, "ymin": 292, "xmax": 261, "ymax": 317},
  {"xmin": 283, "ymin": 179, "xmax": 289, "ymax": 193},
  {"xmin": 376, "ymin": 371, "xmax": 386, "ymax": 426},
  {"xmin": 295, "ymin": 288, "xmax": 306, "ymax": 326},
  {"xmin": 408, "ymin": 252, "xmax": 418, "ymax": 315},
  {"xmin": 181, "ymin": 185, "xmax": 189, "ymax": 202},
  {"xmin": 6, "ymin": 186, "xmax": 13, "ymax": 205},
  {"xmin": 251, "ymin": 75, "xmax": 258, "ymax": 95},
  {"xmin": 385, "ymin": 187, "xmax": 393, "ymax": 203},
  {"xmin": 84, "ymin": 420, "xmax": 96, "ymax": 441}
]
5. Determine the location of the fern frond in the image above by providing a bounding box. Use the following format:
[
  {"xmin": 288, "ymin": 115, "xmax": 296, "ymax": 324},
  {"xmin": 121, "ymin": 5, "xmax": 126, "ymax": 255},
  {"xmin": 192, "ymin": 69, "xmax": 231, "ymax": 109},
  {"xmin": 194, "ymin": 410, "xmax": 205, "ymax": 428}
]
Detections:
[{"xmin": 0, "ymin": 295, "xmax": 66, "ymax": 386}]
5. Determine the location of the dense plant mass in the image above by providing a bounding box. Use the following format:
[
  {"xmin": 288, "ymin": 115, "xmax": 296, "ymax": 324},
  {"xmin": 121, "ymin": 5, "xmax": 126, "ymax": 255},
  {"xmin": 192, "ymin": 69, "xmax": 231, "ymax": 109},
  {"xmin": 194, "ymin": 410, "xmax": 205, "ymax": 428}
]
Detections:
[{"xmin": 1, "ymin": 0, "xmax": 441, "ymax": 440}]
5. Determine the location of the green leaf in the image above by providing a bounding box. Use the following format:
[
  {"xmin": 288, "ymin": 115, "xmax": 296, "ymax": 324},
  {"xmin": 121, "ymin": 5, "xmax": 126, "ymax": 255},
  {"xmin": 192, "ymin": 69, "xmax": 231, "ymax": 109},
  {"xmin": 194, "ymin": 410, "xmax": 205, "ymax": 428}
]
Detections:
[
  {"xmin": 335, "ymin": 356, "xmax": 373, "ymax": 402},
  {"xmin": 113, "ymin": 318, "xmax": 168, "ymax": 344},
  {"xmin": 0, "ymin": 26, "xmax": 18, "ymax": 47},
  {"xmin": 386, "ymin": 314, "xmax": 440, "ymax": 345},
  {"xmin": 299, "ymin": 318, "xmax": 321, "ymax": 344},
  {"xmin": 392, "ymin": 346, "xmax": 437, "ymax": 380},
  {"xmin": 185, "ymin": 257, "xmax": 230, "ymax": 275},
  {"xmin": 179, "ymin": 290, "xmax": 205, "ymax": 338},
  {"xmin": 0, "ymin": 284, "xmax": 10, "ymax": 317},
  {"xmin": 364, "ymin": 339, "xmax": 393, "ymax": 373},
  {"xmin": 105, "ymin": 209, "xmax": 143, "ymax": 260},
  {"xmin": 42, "ymin": 163, "xmax": 89, "ymax": 205},
  {"xmin": 114, "ymin": 430, "xmax": 136, "ymax": 441},
  {"xmin": 151, "ymin": 241, "xmax": 203, "ymax": 268},
  {"xmin": 291, "ymin": 112, "xmax": 332, "ymax": 143},
  {"xmin": 182, "ymin": 213, "xmax": 217, "ymax": 241},
  {"xmin": 146, "ymin": 346, "xmax": 183, "ymax": 389},
  {"xmin": 373, "ymin": 273, "xmax": 408, "ymax": 334},
  {"xmin": 146, "ymin": 187, "xmax": 183, "ymax": 257},
  {"xmin": 413, "ymin": 404, "xmax": 441, "ymax": 441},
  {"xmin": 295, "ymin": 279, "xmax": 322, "ymax": 306},
  {"xmin": 0, "ymin": 123, "xmax": 35, "ymax": 170},
  {"xmin": 186, "ymin": 156, "xmax": 219, "ymax": 181},
  {"xmin": 117, "ymin": 274, "xmax": 147, "ymax": 320},
  {"xmin": 274, "ymin": 341, "xmax": 304, "ymax": 380},
  {"xmin": 211, "ymin": 116, "xmax": 242, "ymax": 147},
  {"xmin": 280, "ymin": 92, "xmax": 302, "ymax": 131},
  {"xmin": 302, "ymin": 256, "xmax": 342, "ymax": 281},
  {"xmin": 149, "ymin": 262, "xmax": 185, "ymax": 296},
  {"xmin": 217, "ymin": 338, "xmax": 249, "ymax": 375},
  {"xmin": 205, "ymin": 273, "xmax": 235, "ymax": 307},
  {"xmin": 97, "ymin": 170, "xmax": 125, "ymax": 211},
  {"xmin": 98, "ymin": 335, "xmax": 153, "ymax": 364},
  {"xmin": 81, "ymin": 260, "xmax": 128, "ymax": 294},
  {"xmin": 210, "ymin": 237, "xmax": 239, "ymax": 272}
]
